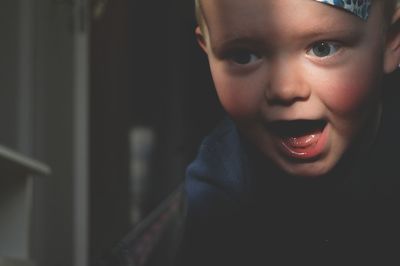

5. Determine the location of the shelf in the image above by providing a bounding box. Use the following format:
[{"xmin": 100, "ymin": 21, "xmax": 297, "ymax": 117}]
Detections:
[
  {"xmin": 0, "ymin": 145, "xmax": 50, "ymax": 261},
  {"xmin": 0, "ymin": 257, "xmax": 34, "ymax": 266},
  {"xmin": 0, "ymin": 145, "xmax": 50, "ymax": 177}
]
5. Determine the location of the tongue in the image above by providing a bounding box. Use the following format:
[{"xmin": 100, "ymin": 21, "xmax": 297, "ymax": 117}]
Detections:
[{"xmin": 283, "ymin": 131, "xmax": 322, "ymax": 149}]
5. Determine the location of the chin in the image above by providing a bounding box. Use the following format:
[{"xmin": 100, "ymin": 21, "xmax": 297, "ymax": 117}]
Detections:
[{"xmin": 278, "ymin": 160, "xmax": 335, "ymax": 179}]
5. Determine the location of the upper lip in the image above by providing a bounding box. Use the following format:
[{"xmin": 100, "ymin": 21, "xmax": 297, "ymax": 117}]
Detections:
[{"xmin": 266, "ymin": 119, "xmax": 327, "ymax": 137}]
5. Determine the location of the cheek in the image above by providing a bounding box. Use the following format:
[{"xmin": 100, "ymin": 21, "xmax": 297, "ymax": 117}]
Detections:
[
  {"xmin": 324, "ymin": 80, "xmax": 371, "ymax": 113},
  {"xmin": 210, "ymin": 64, "xmax": 263, "ymax": 119},
  {"xmin": 318, "ymin": 66, "xmax": 380, "ymax": 116}
]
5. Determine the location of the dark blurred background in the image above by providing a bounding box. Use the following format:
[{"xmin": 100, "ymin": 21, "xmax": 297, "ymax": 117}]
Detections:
[
  {"xmin": 89, "ymin": 0, "xmax": 224, "ymax": 264},
  {"xmin": 0, "ymin": 0, "xmax": 223, "ymax": 265}
]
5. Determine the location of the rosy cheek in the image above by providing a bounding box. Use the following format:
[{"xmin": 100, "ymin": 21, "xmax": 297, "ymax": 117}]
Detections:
[
  {"xmin": 321, "ymin": 71, "xmax": 377, "ymax": 116},
  {"xmin": 326, "ymin": 84, "xmax": 368, "ymax": 113},
  {"xmin": 213, "ymin": 78, "xmax": 260, "ymax": 119},
  {"xmin": 216, "ymin": 85, "xmax": 253, "ymax": 118}
]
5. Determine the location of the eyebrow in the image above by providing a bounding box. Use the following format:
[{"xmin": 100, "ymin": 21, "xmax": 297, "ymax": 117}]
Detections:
[
  {"xmin": 292, "ymin": 27, "xmax": 363, "ymax": 41},
  {"xmin": 212, "ymin": 25, "xmax": 363, "ymax": 53},
  {"xmin": 212, "ymin": 36, "xmax": 265, "ymax": 50}
]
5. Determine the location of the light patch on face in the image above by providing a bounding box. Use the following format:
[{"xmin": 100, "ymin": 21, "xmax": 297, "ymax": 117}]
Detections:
[{"xmin": 315, "ymin": 0, "xmax": 372, "ymax": 20}]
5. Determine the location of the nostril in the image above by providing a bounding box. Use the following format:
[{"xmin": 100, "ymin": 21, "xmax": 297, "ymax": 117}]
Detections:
[
  {"xmin": 265, "ymin": 90, "xmax": 310, "ymax": 106},
  {"xmin": 264, "ymin": 80, "xmax": 311, "ymax": 106}
]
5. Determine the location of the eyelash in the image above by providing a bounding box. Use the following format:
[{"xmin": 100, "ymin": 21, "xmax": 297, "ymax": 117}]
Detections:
[{"xmin": 225, "ymin": 49, "xmax": 261, "ymax": 65}]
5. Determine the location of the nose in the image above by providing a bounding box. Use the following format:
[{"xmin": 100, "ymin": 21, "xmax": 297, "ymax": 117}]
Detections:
[{"xmin": 264, "ymin": 59, "xmax": 311, "ymax": 105}]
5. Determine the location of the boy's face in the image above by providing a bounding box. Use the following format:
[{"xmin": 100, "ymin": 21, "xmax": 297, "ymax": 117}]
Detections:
[{"xmin": 197, "ymin": 0, "xmax": 397, "ymax": 177}]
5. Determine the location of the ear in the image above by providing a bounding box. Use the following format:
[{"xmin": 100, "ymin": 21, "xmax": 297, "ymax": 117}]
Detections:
[
  {"xmin": 384, "ymin": 8, "xmax": 400, "ymax": 73},
  {"xmin": 195, "ymin": 26, "xmax": 208, "ymax": 54}
]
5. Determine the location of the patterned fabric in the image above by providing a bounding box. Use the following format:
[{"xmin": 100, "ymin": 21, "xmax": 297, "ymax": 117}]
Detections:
[
  {"xmin": 315, "ymin": 0, "xmax": 372, "ymax": 20},
  {"xmin": 93, "ymin": 185, "xmax": 186, "ymax": 266}
]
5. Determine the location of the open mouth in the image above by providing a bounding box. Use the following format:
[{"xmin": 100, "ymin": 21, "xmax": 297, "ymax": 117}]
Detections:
[
  {"xmin": 267, "ymin": 119, "xmax": 328, "ymax": 159},
  {"xmin": 268, "ymin": 119, "xmax": 327, "ymax": 138}
]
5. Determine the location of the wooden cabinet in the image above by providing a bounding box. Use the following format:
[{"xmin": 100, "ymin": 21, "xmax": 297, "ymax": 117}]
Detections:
[{"xmin": 0, "ymin": 146, "xmax": 50, "ymax": 266}]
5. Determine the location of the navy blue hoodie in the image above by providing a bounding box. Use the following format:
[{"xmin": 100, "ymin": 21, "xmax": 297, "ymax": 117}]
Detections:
[{"xmin": 179, "ymin": 72, "xmax": 400, "ymax": 266}]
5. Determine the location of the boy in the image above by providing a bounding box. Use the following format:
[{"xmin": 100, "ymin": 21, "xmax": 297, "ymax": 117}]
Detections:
[{"xmin": 178, "ymin": 0, "xmax": 400, "ymax": 265}]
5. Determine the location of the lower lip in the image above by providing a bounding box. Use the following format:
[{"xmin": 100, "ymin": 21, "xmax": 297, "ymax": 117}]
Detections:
[{"xmin": 278, "ymin": 125, "xmax": 329, "ymax": 160}]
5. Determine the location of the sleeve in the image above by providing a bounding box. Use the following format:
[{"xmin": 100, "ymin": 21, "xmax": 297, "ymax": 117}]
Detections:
[{"xmin": 176, "ymin": 142, "xmax": 245, "ymax": 266}]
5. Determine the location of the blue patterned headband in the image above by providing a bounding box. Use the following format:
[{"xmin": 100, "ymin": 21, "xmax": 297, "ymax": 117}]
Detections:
[{"xmin": 315, "ymin": 0, "xmax": 372, "ymax": 20}]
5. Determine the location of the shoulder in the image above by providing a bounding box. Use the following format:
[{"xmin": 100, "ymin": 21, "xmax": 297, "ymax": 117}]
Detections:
[{"xmin": 184, "ymin": 117, "xmax": 249, "ymax": 218}]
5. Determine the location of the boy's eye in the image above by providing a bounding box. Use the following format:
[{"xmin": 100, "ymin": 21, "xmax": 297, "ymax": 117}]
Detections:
[
  {"xmin": 307, "ymin": 42, "xmax": 340, "ymax": 58},
  {"xmin": 229, "ymin": 50, "xmax": 260, "ymax": 65}
]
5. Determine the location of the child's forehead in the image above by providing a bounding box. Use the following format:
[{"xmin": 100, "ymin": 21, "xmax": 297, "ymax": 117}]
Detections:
[
  {"xmin": 200, "ymin": 0, "xmax": 373, "ymax": 21},
  {"xmin": 200, "ymin": 0, "xmax": 381, "ymax": 51},
  {"xmin": 201, "ymin": 0, "xmax": 369, "ymax": 34}
]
